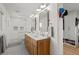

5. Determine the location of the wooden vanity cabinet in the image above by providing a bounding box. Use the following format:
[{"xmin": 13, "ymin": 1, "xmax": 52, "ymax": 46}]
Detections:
[
  {"xmin": 24, "ymin": 34, "xmax": 50, "ymax": 55},
  {"xmin": 37, "ymin": 39, "xmax": 50, "ymax": 55}
]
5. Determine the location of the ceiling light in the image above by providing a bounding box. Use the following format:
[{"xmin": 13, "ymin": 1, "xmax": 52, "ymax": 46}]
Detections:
[
  {"xmin": 40, "ymin": 4, "xmax": 46, "ymax": 8},
  {"xmin": 36, "ymin": 9, "xmax": 41, "ymax": 11}
]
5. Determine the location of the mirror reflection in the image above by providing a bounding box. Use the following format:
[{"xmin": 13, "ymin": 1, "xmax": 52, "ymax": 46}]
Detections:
[
  {"xmin": 31, "ymin": 17, "xmax": 36, "ymax": 32},
  {"xmin": 39, "ymin": 9, "xmax": 49, "ymax": 33}
]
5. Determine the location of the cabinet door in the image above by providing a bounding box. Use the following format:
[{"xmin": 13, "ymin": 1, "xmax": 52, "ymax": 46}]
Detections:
[
  {"xmin": 30, "ymin": 44, "xmax": 37, "ymax": 55},
  {"xmin": 43, "ymin": 39, "xmax": 50, "ymax": 55},
  {"xmin": 33, "ymin": 46, "xmax": 37, "ymax": 55},
  {"xmin": 37, "ymin": 39, "xmax": 50, "ymax": 55},
  {"xmin": 28, "ymin": 36, "xmax": 32, "ymax": 54},
  {"xmin": 37, "ymin": 40, "xmax": 44, "ymax": 55},
  {"xmin": 31, "ymin": 39, "xmax": 37, "ymax": 55},
  {"xmin": 29, "ymin": 41, "xmax": 33, "ymax": 55}
]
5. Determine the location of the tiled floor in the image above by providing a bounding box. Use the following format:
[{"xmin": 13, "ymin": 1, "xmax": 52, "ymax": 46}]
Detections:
[{"xmin": 2, "ymin": 41, "xmax": 29, "ymax": 55}]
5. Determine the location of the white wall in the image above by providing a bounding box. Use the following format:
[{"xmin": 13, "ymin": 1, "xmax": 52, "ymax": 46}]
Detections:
[
  {"xmin": 0, "ymin": 4, "xmax": 9, "ymax": 46},
  {"xmin": 26, "ymin": 18, "xmax": 32, "ymax": 32},
  {"xmin": 7, "ymin": 16, "xmax": 27, "ymax": 45},
  {"xmin": 48, "ymin": 3, "xmax": 63, "ymax": 55},
  {"xmin": 0, "ymin": 4, "xmax": 27, "ymax": 46}
]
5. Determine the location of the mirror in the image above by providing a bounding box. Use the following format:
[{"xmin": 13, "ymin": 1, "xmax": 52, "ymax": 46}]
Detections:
[
  {"xmin": 31, "ymin": 17, "xmax": 36, "ymax": 32},
  {"xmin": 39, "ymin": 9, "xmax": 49, "ymax": 33}
]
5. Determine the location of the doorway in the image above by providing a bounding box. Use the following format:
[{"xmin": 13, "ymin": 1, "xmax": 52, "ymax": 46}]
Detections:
[{"xmin": 63, "ymin": 3, "xmax": 79, "ymax": 55}]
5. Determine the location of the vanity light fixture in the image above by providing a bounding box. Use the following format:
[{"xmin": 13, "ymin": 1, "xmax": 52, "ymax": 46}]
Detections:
[
  {"xmin": 40, "ymin": 4, "xmax": 46, "ymax": 9},
  {"xmin": 36, "ymin": 8, "xmax": 41, "ymax": 12}
]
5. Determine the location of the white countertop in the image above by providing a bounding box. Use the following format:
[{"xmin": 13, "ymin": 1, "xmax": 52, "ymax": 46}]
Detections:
[{"xmin": 25, "ymin": 32, "xmax": 50, "ymax": 40}]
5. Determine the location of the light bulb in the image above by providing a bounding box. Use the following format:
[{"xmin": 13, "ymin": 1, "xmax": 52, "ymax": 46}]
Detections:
[
  {"xmin": 40, "ymin": 4, "xmax": 46, "ymax": 8},
  {"xmin": 36, "ymin": 9, "xmax": 41, "ymax": 11}
]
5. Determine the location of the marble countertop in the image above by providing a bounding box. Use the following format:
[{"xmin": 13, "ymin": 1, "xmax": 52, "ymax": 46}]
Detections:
[{"xmin": 25, "ymin": 32, "xmax": 50, "ymax": 40}]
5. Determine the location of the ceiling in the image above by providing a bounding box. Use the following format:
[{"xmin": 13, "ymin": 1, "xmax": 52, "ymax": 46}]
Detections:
[
  {"xmin": 63, "ymin": 3, "xmax": 79, "ymax": 11},
  {"xmin": 3, "ymin": 3, "xmax": 79, "ymax": 19},
  {"xmin": 3, "ymin": 3, "xmax": 41, "ymax": 19}
]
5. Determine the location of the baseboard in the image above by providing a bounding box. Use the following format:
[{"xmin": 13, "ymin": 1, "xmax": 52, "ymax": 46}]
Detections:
[{"xmin": 63, "ymin": 39, "xmax": 75, "ymax": 46}]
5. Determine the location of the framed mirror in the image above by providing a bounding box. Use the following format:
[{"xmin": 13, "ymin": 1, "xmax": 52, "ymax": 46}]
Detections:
[
  {"xmin": 31, "ymin": 17, "xmax": 37, "ymax": 32},
  {"xmin": 39, "ymin": 9, "xmax": 49, "ymax": 32}
]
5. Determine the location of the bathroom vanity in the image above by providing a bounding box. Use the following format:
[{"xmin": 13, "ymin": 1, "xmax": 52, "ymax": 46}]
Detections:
[{"xmin": 24, "ymin": 33, "xmax": 50, "ymax": 55}]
